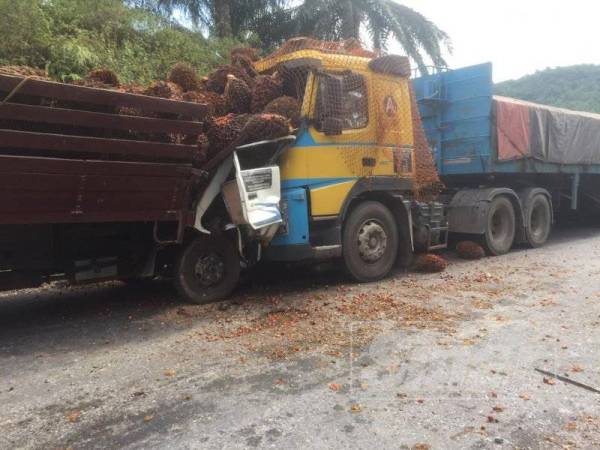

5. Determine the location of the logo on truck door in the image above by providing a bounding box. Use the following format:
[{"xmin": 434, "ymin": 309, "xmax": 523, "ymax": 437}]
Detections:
[{"xmin": 384, "ymin": 95, "xmax": 398, "ymax": 117}]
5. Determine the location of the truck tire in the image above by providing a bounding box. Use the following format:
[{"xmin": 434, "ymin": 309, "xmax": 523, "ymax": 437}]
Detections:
[
  {"xmin": 174, "ymin": 235, "xmax": 240, "ymax": 304},
  {"xmin": 343, "ymin": 201, "xmax": 398, "ymax": 282},
  {"xmin": 525, "ymin": 194, "xmax": 552, "ymax": 247},
  {"xmin": 482, "ymin": 196, "xmax": 515, "ymax": 256}
]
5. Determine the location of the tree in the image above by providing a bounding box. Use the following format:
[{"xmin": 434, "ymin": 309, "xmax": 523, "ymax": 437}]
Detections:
[
  {"xmin": 289, "ymin": 0, "xmax": 451, "ymax": 73},
  {"xmin": 0, "ymin": 0, "xmax": 238, "ymax": 83},
  {"xmin": 144, "ymin": 0, "xmax": 286, "ymax": 39},
  {"xmin": 135, "ymin": 0, "xmax": 449, "ymax": 72},
  {"xmin": 495, "ymin": 65, "xmax": 600, "ymax": 114}
]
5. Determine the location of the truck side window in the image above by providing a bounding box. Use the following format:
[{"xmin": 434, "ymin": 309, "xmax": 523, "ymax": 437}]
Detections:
[{"xmin": 316, "ymin": 71, "xmax": 368, "ymax": 131}]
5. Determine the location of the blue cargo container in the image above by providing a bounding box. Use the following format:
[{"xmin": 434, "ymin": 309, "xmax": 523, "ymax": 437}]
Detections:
[{"xmin": 413, "ymin": 63, "xmax": 600, "ymax": 177}]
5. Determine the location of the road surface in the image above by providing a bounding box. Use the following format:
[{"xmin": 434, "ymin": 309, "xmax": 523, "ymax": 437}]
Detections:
[{"xmin": 1, "ymin": 226, "xmax": 600, "ymax": 449}]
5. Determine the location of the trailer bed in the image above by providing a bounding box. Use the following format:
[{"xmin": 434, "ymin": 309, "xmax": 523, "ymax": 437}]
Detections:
[
  {"xmin": 0, "ymin": 74, "xmax": 209, "ymax": 226},
  {"xmin": 0, "ymin": 154, "xmax": 200, "ymax": 225}
]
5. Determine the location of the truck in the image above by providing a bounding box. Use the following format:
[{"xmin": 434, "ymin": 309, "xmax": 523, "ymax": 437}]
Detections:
[
  {"xmin": 1, "ymin": 46, "xmax": 599, "ymax": 303},
  {"xmin": 413, "ymin": 62, "xmax": 600, "ymax": 254}
]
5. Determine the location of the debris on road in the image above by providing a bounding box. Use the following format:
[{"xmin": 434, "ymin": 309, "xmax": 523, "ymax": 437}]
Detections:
[
  {"xmin": 350, "ymin": 404, "xmax": 362, "ymax": 413},
  {"xmin": 456, "ymin": 241, "xmax": 486, "ymax": 260},
  {"xmin": 536, "ymin": 368, "xmax": 600, "ymax": 394},
  {"xmin": 65, "ymin": 410, "xmax": 81, "ymax": 423},
  {"xmin": 413, "ymin": 254, "xmax": 448, "ymax": 272}
]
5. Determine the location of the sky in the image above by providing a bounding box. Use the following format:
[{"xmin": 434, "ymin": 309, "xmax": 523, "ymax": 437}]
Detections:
[{"xmin": 396, "ymin": 0, "xmax": 600, "ymax": 82}]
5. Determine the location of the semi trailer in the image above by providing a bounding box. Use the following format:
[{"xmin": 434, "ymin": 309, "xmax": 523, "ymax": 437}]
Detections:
[
  {"xmin": 413, "ymin": 62, "xmax": 600, "ymax": 254},
  {"xmin": 1, "ymin": 45, "xmax": 599, "ymax": 303}
]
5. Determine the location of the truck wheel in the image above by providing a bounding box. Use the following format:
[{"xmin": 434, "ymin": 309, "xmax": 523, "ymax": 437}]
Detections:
[
  {"xmin": 343, "ymin": 201, "xmax": 398, "ymax": 282},
  {"xmin": 482, "ymin": 196, "xmax": 515, "ymax": 256},
  {"xmin": 174, "ymin": 236, "xmax": 240, "ymax": 304},
  {"xmin": 525, "ymin": 194, "xmax": 551, "ymax": 247}
]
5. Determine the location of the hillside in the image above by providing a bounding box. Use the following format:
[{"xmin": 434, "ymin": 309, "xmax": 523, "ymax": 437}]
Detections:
[{"xmin": 494, "ymin": 64, "xmax": 600, "ymax": 113}]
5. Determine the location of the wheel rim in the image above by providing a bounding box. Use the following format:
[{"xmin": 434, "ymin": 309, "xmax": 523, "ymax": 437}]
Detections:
[
  {"xmin": 490, "ymin": 206, "xmax": 511, "ymax": 244},
  {"xmin": 357, "ymin": 219, "xmax": 388, "ymax": 263},
  {"xmin": 530, "ymin": 200, "xmax": 547, "ymax": 241},
  {"xmin": 194, "ymin": 252, "xmax": 225, "ymax": 287}
]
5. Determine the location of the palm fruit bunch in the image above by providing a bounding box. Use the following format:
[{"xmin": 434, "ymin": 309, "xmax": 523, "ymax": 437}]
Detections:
[
  {"xmin": 198, "ymin": 76, "xmax": 209, "ymax": 90},
  {"xmin": 237, "ymin": 113, "xmax": 291, "ymax": 145},
  {"xmin": 0, "ymin": 65, "xmax": 47, "ymax": 79},
  {"xmin": 413, "ymin": 254, "xmax": 448, "ymax": 273},
  {"xmin": 224, "ymin": 74, "xmax": 251, "ymax": 114},
  {"xmin": 231, "ymin": 54, "xmax": 258, "ymax": 79},
  {"xmin": 120, "ymin": 84, "xmax": 146, "ymax": 96},
  {"xmin": 168, "ymin": 63, "xmax": 199, "ymax": 92},
  {"xmin": 250, "ymin": 74, "xmax": 284, "ymax": 113},
  {"xmin": 408, "ymin": 87, "xmax": 444, "ymax": 199},
  {"xmin": 456, "ymin": 241, "xmax": 485, "ymax": 260},
  {"xmin": 278, "ymin": 65, "xmax": 309, "ymax": 101},
  {"xmin": 230, "ymin": 47, "xmax": 260, "ymax": 62},
  {"xmin": 368, "ymin": 55, "xmax": 411, "ymax": 77},
  {"xmin": 263, "ymin": 96, "xmax": 301, "ymax": 128},
  {"xmin": 182, "ymin": 90, "xmax": 228, "ymax": 116},
  {"xmin": 206, "ymin": 113, "xmax": 250, "ymax": 157},
  {"xmin": 342, "ymin": 38, "xmax": 378, "ymax": 58},
  {"xmin": 206, "ymin": 65, "xmax": 249, "ymax": 94},
  {"xmin": 144, "ymin": 81, "xmax": 183, "ymax": 100},
  {"xmin": 191, "ymin": 133, "xmax": 210, "ymax": 166},
  {"xmin": 266, "ymin": 36, "xmax": 376, "ymax": 59},
  {"xmin": 86, "ymin": 69, "xmax": 120, "ymax": 87}
]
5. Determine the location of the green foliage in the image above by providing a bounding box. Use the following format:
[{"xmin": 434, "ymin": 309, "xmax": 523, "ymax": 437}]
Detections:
[
  {"xmin": 134, "ymin": 1, "xmax": 450, "ymax": 70},
  {"xmin": 140, "ymin": 0, "xmax": 286, "ymax": 36},
  {"xmin": 0, "ymin": 0, "xmax": 52, "ymax": 67},
  {"xmin": 0, "ymin": 0, "xmax": 239, "ymax": 84},
  {"xmin": 283, "ymin": 0, "xmax": 451, "ymax": 72},
  {"xmin": 495, "ymin": 65, "xmax": 600, "ymax": 114}
]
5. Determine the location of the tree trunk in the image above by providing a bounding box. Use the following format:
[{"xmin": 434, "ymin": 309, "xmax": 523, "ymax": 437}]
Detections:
[
  {"xmin": 213, "ymin": 0, "xmax": 233, "ymax": 38},
  {"xmin": 373, "ymin": 32, "xmax": 382, "ymax": 51},
  {"xmin": 340, "ymin": 0, "xmax": 359, "ymax": 39}
]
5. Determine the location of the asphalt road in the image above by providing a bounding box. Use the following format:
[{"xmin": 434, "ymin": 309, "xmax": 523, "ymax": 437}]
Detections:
[{"xmin": 1, "ymin": 226, "xmax": 600, "ymax": 449}]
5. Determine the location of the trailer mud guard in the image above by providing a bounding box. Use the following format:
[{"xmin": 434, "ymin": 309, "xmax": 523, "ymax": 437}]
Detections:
[{"xmin": 448, "ymin": 188, "xmax": 524, "ymax": 235}]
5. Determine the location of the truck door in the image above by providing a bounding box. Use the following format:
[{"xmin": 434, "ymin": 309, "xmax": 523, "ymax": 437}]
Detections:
[
  {"xmin": 303, "ymin": 70, "xmax": 378, "ymax": 217},
  {"xmin": 370, "ymin": 74, "xmax": 415, "ymax": 178}
]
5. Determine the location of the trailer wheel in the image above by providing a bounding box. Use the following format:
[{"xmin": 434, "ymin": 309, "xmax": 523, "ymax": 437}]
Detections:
[
  {"xmin": 343, "ymin": 201, "xmax": 398, "ymax": 282},
  {"xmin": 174, "ymin": 236, "xmax": 240, "ymax": 304},
  {"xmin": 525, "ymin": 194, "xmax": 551, "ymax": 247},
  {"xmin": 482, "ymin": 196, "xmax": 515, "ymax": 256}
]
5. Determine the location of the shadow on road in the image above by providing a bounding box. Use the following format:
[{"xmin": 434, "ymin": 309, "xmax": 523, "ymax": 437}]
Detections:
[
  {"xmin": 0, "ymin": 262, "xmax": 354, "ymax": 357},
  {"xmin": 0, "ymin": 280, "xmax": 182, "ymax": 356}
]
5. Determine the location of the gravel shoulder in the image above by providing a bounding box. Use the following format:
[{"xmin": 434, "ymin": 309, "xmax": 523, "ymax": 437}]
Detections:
[{"xmin": 1, "ymin": 226, "xmax": 600, "ymax": 449}]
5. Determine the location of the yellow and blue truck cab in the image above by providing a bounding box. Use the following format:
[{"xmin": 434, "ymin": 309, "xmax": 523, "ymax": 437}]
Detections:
[{"xmin": 255, "ymin": 49, "xmax": 419, "ymax": 280}]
